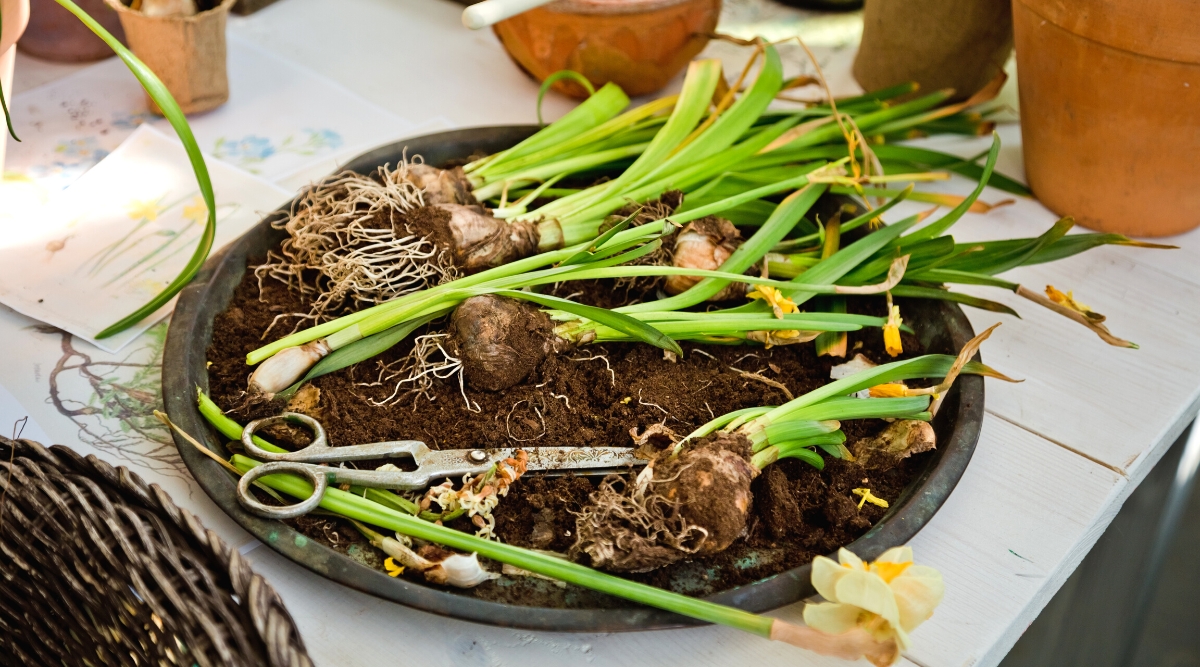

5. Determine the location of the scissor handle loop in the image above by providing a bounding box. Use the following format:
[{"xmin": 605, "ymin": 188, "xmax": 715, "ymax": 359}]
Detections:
[
  {"xmin": 237, "ymin": 461, "xmax": 327, "ymax": 520},
  {"xmin": 242, "ymin": 413, "xmax": 327, "ymax": 460}
]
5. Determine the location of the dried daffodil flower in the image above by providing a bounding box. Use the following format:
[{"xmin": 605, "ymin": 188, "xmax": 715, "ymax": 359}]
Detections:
[
  {"xmin": 384, "ymin": 557, "xmax": 405, "ymax": 577},
  {"xmin": 804, "ymin": 546, "xmax": 944, "ymax": 665},
  {"xmin": 747, "ymin": 285, "xmax": 799, "ymax": 319},
  {"xmin": 883, "ymin": 302, "xmax": 903, "ymax": 357},
  {"xmin": 852, "ymin": 488, "xmax": 889, "ymax": 509},
  {"xmin": 1045, "ymin": 285, "xmax": 1103, "ymax": 322}
]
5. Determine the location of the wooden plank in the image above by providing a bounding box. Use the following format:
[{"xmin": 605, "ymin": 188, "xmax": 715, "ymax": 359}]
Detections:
[{"xmin": 902, "ymin": 415, "xmax": 1122, "ymax": 667}]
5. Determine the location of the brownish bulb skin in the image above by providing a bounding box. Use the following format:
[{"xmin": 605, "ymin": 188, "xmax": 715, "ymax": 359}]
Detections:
[{"xmin": 664, "ymin": 217, "xmax": 746, "ymax": 301}]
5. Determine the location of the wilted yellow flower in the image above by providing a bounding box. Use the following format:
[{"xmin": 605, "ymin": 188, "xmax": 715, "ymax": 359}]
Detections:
[
  {"xmin": 384, "ymin": 557, "xmax": 405, "ymax": 577},
  {"xmin": 883, "ymin": 304, "xmax": 903, "ymax": 357},
  {"xmin": 747, "ymin": 329, "xmax": 818, "ymax": 349},
  {"xmin": 868, "ymin": 383, "xmax": 909, "ymax": 398},
  {"xmin": 853, "ymin": 488, "xmax": 888, "ymax": 509},
  {"xmin": 804, "ymin": 546, "xmax": 944, "ymax": 663},
  {"xmin": 748, "ymin": 285, "xmax": 798, "ymax": 319},
  {"xmin": 1045, "ymin": 285, "xmax": 1102, "ymax": 321}
]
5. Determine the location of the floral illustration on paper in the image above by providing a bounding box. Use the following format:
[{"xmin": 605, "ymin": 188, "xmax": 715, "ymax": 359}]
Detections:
[
  {"xmin": 212, "ymin": 128, "xmax": 344, "ymax": 172},
  {"xmin": 41, "ymin": 321, "xmax": 182, "ymax": 475},
  {"xmin": 74, "ymin": 193, "xmax": 240, "ymax": 292}
]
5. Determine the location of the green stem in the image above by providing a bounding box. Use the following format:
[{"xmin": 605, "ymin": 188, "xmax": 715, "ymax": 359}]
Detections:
[
  {"xmin": 232, "ymin": 454, "xmax": 774, "ymax": 637},
  {"xmin": 46, "ymin": 0, "xmax": 217, "ymax": 339}
]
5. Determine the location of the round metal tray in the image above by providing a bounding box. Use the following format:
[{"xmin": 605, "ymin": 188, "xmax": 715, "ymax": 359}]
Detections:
[{"xmin": 163, "ymin": 125, "xmax": 984, "ymax": 632}]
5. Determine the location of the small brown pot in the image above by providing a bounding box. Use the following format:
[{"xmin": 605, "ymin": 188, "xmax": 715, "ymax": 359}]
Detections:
[
  {"xmin": 105, "ymin": 0, "xmax": 235, "ymax": 115},
  {"xmin": 492, "ymin": 0, "xmax": 721, "ymax": 99},
  {"xmin": 853, "ymin": 0, "xmax": 1013, "ymax": 102},
  {"xmin": 18, "ymin": 0, "xmax": 125, "ymax": 62},
  {"xmin": 1013, "ymin": 0, "xmax": 1200, "ymax": 237}
]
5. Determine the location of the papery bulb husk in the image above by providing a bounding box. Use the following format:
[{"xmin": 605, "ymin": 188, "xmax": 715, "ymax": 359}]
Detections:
[
  {"xmin": 664, "ymin": 217, "xmax": 746, "ymax": 301},
  {"xmin": 450, "ymin": 295, "xmax": 567, "ymax": 392},
  {"xmin": 423, "ymin": 552, "xmax": 500, "ymax": 588},
  {"xmin": 850, "ymin": 419, "xmax": 936, "ymax": 470},
  {"xmin": 406, "ymin": 163, "xmax": 474, "ymax": 205},
  {"xmin": 248, "ymin": 340, "xmax": 331, "ymax": 396},
  {"xmin": 435, "ymin": 204, "xmax": 539, "ymax": 273},
  {"xmin": 572, "ymin": 433, "xmax": 758, "ymax": 572}
]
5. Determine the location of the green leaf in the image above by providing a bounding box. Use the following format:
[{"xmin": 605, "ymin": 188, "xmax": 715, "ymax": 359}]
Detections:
[
  {"xmin": 51, "ymin": 0, "xmax": 217, "ymax": 339},
  {"xmin": 485, "ymin": 289, "xmax": 683, "ymax": 356},
  {"xmin": 559, "ymin": 213, "xmax": 636, "ymax": 265},
  {"xmin": 279, "ymin": 314, "xmax": 437, "ymax": 399},
  {"xmin": 758, "ymin": 354, "xmax": 993, "ymax": 425},
  {"xmin": 899, "ymin": 133, "xmax": 1001, "ymax": 245},
  {"xmin": 889, "ymin": 284, "xmax": 1020, "ymax": 316},
  {"xmin": 871, "ymin": 144, "xmax": 1031, "ymax": 197},
  {"xmin": 781, "ymin": 395, "xmax": 932, "ymax": 422},
  {"xmin": 905, "ymin": 268, "xmax": 1019, "ymax": 290},
  {"xmin": 537, "ymin": 71, "xmax": 596, "ymax": 125},
  {"xmin": 939, "ymin": 217, "xmax": 1074, "ymax": 276}
]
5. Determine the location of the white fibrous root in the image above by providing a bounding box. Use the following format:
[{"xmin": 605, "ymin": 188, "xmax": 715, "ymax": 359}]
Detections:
[
  {"xmin": 248, "ymin": 339, "xmax": 330, "ymax": 397},
  {"xmin": 359, "ymin": 333, "xmax": 468, "ymax": 409},
  {"xmin": 665, "ymin": 217, "xmax": 746, "ymax": 300},
  {"xmin": 255, "ymin": 162, "xmax": 457, "ymax": 335},
  {"xmin": 419, "ymin": 451, "xmax": 530, "ymax": 540}
]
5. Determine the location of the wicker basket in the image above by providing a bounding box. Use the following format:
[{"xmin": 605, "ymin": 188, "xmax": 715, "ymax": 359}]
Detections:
[{"xmin": 0, "ymin": 436, "xmax": 313, "ymax": 667}]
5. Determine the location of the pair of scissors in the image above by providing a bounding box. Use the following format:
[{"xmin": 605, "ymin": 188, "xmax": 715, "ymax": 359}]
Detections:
[{"xmin": 236, "ymin": 412, "xmax": 646, "ymax": 519}]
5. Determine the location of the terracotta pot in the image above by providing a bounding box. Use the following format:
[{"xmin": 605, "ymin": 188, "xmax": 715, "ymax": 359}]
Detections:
[
  {"xmin": 105, "ymin": 0, "xmax": 235, "ymax": 115},
  {"xmin": 1013, "ymin": 0, "xmax": 1200, "ymax": 237},
  {"xmin": 18, "ymin": 0, "xmax": 125, "ymax": 62},
  {"xmin": 854, "ymin": 0, "xmax": 1013, "ymax": 102},
  {"xmin": 1, "ymin": 0, "xmax": 30, "ymax": 173},
  {"xmin": 492, "ymin": 0, "xmax": 721, "ymax": 99}
]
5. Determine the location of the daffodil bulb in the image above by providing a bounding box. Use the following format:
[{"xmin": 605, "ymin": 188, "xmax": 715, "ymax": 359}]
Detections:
[
  {"xmin": 803, "ymin": 546, "xmax": 944, "ymax": 665},
  {"xmin": 425, "ymin": 553, "xmax": 500, "ymax": 588},
  {"xmin": 248, "ymin": 340, "xmax": 331, "ymax": 396}
]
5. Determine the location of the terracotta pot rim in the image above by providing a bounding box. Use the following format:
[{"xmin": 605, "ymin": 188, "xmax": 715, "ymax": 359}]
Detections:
[
  {"xmin": 1014, "ymin": 0, "xmax": 1200, "ymax": 66},
  {"xmin": 545, "ymin": 0, "xmax": 704, "ymax": 16},
  {"xmin": 104, "ymin": 0, "xmax": 236, "ymax": 23}
]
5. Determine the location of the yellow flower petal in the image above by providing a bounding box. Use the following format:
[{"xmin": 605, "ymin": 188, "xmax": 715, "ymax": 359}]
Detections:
[
  {"xmin": 875, "ymin": 546, "xmax": 913, "ymax": 564},
  {"xmin": 890, "ymin": 567, "xmax": 944, "ymax": 632},
  {"xmin": 833, "ymin": 569, "xmax": 903, "ymax": 631},
  {"xmin": 803, "ymin": 601, "xmax": 863, "ymax": 635},
  {"xmin": 884, "ymin": 304, "xmax": 903, "ymax": 357},
  {"xmin": 869, "ymin": 383, "xmax": 910, "ymax": 398},
  {"xmin": 837, "ymin": 547, "xmax": 866, "ymax": 570},
  {"xmin": 812, "ymin": 555, "xmax": 851, "ymax": 601},
  {"xmin": 747, "ymin": 285, "xmax": 798, "ymax": 319},
  {"xmin": 384, "ymin": 557, "xmax": 404, "ymax": 577},
  {"xmin": 871, "ymin": 561, "xmax": 911, "ymax": 583},
  {"xmin": 853, "ymin": 488, "xmax": 889, "ymax": 509},
  {"xmin": 1045, "ymin": 285, "xmax": 1103, "ymax": 321}
]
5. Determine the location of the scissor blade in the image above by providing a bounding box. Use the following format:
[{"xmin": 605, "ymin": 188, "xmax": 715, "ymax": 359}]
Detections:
[{"xmin": 521, "ymin": 446, "xmax": 646, "ymax": 472}]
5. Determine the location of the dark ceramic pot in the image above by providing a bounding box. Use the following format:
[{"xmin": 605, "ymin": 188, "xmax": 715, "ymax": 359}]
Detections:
[{"xmin": 163, "ymin": 125, "xmax": 984, "ymax": 632}]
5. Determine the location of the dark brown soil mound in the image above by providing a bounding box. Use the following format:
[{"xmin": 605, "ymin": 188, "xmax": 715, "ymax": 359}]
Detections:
[{"xmin": 206, "ymin": 249, "xmax": 930, "ymax": 604}]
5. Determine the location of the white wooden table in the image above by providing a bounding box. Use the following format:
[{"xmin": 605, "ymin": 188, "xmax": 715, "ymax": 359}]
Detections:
[{"xmin": 6, "ymin": 1, "xmax": 1200, "ymax": 666}]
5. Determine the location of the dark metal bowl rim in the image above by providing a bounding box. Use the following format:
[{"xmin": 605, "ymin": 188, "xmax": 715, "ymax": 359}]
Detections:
[{"xmin": 162, "ymin": 125, "xmax": 985, "ymax": 633}]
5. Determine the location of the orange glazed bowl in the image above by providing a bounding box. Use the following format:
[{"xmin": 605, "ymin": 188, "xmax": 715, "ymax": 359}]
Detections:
[{"xmin": 493, "ymin": 0, "xmax": 722, "ymax": 99}]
